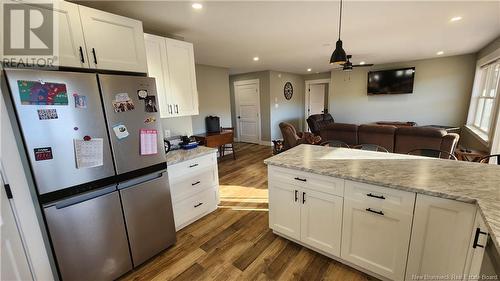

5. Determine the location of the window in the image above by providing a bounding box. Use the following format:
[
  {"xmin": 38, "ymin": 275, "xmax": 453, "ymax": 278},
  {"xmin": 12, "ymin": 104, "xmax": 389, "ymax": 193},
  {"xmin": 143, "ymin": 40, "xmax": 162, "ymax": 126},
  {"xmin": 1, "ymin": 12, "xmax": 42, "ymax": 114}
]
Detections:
[{"xmin": 467, "ymin": 60, "xmax": 500, "ymax": 141}]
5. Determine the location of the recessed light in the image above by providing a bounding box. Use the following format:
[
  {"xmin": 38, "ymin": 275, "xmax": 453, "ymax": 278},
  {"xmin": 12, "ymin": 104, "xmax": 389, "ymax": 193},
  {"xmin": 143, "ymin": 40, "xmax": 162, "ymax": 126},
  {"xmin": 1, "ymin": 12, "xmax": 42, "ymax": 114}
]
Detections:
[
  {"xmin": 359, "ymin": 61, "xmax": 366, "ymax": 65},
  {"xmin": 436, "ymin": 51, "xmax": 444, "ymax": 55},
  {"xmin": 450, "ymin": 16, "xmax": 462, "ymax": 22},
  {"xmin": 307, "ymin": 68, "xmax": 312, "ymax": 72},
  {"xmin": 192, "ymin": 3, "xmax": 203, "ymax": 9},
  {"xmin": 253, "ymin": 57, "xmax": 259, "ymax": 61}
]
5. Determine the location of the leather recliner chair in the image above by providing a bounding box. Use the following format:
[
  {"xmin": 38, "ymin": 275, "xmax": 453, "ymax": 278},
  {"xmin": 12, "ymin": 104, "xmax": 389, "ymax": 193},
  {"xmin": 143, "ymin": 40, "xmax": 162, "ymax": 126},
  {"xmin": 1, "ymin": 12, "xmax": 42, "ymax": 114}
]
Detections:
[
  {"xmin": 307, "ymin": 113, "xmax": 335, "ymax": 135},
  {"xmin": 279, "ymin": 122, "xmax": 321, "ymax": 150}
]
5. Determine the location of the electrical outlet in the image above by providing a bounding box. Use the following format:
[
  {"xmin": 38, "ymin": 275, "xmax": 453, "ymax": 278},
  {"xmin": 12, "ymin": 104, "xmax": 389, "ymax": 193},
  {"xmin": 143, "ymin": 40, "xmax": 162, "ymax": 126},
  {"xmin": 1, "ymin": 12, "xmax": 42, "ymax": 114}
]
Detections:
[{"xmin": 164, "ymin": 129, "xmax": 171, "ymax": 138}]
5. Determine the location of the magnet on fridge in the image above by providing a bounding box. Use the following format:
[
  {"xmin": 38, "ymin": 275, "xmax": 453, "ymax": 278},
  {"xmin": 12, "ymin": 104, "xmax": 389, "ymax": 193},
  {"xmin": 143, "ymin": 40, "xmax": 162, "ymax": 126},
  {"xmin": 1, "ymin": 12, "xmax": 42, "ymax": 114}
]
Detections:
[
  {"xmin": 112, "ymin": 123, "xmax": 129, "ymax": 140},
  {"xmin": 144, "ymin": 116, "xmax": 156, "ymax": 124},
  {"xmin": 37, "ymin": 109, "xmax": 58, "ymax": 120},
  {"xmin": 83, "ymin": 135, "xmax": 92, "ymax": 141},
  {"xmin": 74, "ymin": 127, "xmax": 79, "ymax": 131},
  {"xmin": 73, "ymin": 93, "xmax": 88, "ymax": 109},
  {"xmin": 137, "ymin": 89, "xmax": 148, "ymax": 100},
  {"xmin": 112, "ymin": 93, "xmax": 135, "ymax": 113}
]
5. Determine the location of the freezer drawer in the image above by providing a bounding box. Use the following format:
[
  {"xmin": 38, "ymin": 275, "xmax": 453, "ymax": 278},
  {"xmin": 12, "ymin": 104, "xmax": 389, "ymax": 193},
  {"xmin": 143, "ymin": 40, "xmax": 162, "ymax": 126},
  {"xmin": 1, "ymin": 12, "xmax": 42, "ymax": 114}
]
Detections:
[
  {"xmin": 44, "ymin": 186, "xmax": 132, "ymax": 281},
  {"xmin": 119, "ymin": 171, "xmax": 176, "ymax": 266}
]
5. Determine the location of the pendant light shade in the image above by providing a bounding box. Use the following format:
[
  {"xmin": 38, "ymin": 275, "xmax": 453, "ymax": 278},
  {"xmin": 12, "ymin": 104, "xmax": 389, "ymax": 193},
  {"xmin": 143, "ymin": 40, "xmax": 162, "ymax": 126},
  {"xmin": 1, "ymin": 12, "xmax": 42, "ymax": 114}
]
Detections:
[
  {"xmin": 330, "ymin": 39, "xmax": 347, "ymax": 64},
  {"xmin": 330, "ymin": 0, "xmax": 347, "ymax": 64}
]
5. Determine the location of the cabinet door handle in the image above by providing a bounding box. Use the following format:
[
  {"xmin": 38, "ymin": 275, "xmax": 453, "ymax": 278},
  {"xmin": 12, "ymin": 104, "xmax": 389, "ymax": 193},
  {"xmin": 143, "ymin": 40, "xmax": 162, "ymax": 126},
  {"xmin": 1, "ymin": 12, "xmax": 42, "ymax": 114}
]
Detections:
[
  {"xmin": 366, "ymin": 193, "xmax": 385, "ymax": 200},
  {"xmin": 167, "ymin": 104, "xmax": 172, "ymax": 114},
  {"xmin": 175, "ymin": 104, "xmax": 179, "ymax": 114},
  {"xmin": 473, "ymin": 228, "xmax": 487, "ymax": 248},
  {"xmin": 294, "ymin": 190, "xmax": 298, "ymax": 202},
  {"xmin": 302, "ymin": 192, "xmax": 306, "ymax": 204},
  {"xmin": 366, "ymin": 208, "xmax": 384, "ymax": 216},
  {"xmin": 91, "ymin": 48, "xmax": 97, "ymax": 64},
  {"xmin": 294, "ymin": 177, "xmax": 307, "ymax": 182},
  {"xmin": 79, "ymin": 46, "xmax": 85, "ymax": 63},
  {"xmin": 189, "ymin": 163, "xmax": 198, "ymax": 168},
  {"xmin": 192, "ymin": 181, "xmax": 201, "ymax": 186},
  {"xmin": 194, "ymin": 202, "xmax": 203, "ymax": 208}
]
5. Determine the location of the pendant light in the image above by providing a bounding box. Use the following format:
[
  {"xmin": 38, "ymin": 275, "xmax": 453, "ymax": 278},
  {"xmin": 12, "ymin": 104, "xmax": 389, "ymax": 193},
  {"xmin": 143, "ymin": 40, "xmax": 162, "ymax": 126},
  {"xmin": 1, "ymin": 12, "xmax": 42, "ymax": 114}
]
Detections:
[{"xmin": 330, "ymin": 0, "xmax": 347, "ymax": 64}]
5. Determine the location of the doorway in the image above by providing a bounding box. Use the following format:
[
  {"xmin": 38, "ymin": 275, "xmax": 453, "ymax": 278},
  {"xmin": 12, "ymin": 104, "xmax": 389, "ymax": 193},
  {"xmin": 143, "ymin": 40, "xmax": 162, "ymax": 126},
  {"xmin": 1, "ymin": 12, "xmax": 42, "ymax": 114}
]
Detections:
[
  {"xmin": 234, "ymin": 79, "xmax": 261, "ymax": 144},
  {"xmin": 305, "ymin": 79, "xmax": 330, "ymax": 131}
]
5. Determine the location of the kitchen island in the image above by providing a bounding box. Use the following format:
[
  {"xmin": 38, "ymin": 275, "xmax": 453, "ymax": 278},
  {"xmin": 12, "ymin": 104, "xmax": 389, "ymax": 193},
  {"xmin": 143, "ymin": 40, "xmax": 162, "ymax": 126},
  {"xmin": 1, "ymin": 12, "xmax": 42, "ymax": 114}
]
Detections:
[{"xmin": 264, "ymin": 144, "xmax": 500, "ymax": 281}]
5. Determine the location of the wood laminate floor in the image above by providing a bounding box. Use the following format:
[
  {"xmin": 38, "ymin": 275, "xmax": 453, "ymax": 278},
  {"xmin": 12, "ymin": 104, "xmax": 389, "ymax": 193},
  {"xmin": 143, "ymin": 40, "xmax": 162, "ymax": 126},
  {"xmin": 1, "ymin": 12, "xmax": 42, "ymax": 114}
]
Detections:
[{"xmin": 120, "ymin": 143, "xmax": 376, "ymax": 281}]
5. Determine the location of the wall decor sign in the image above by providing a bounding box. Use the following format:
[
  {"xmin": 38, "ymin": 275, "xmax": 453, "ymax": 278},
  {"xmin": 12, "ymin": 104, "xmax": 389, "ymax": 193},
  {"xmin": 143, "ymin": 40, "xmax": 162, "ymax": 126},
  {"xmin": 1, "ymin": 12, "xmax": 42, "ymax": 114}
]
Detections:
[
  {"xmin": 37, "ymin": 109, "xmax": 58, "ymax": 120},
  {"xmin": 17, "ymin": 80, "xmax": 68, "ymax": 105},
  {"xmin": 112, "ymin": 93, "xmax": 135, "ymax": 113},
  {"xmin": 284, "ymin": 82, "xmax": 293, "ymax": 100},
  {"xmin": 34, "ymin": 147, "xmax": 53, "ymax": 161}
]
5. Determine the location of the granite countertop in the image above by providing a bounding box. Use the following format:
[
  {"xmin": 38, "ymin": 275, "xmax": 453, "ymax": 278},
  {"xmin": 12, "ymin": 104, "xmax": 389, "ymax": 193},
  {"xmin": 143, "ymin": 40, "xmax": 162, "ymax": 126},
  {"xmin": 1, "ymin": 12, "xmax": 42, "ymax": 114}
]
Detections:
[
  {"xmin": 166, "ymin": 146, "xmax": 217, "ymax": 165},
  {"xmin": 264, "ymin": 144, "xmax": 500, "ymax": 251}
]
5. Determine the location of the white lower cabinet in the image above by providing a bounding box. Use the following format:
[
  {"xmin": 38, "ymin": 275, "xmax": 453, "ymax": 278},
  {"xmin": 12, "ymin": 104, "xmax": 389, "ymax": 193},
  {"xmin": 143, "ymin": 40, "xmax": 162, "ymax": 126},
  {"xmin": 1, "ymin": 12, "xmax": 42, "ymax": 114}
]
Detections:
[
  {"xmin": 405, "ymin": 194, "xmax": 476, "ymax": 281},
  {"xmin": 168, "ymin": 152, "xmax": 219, "ymax": 230},
  {"xmin": 268, "ymin": 166, "xmax": 482, "ymax": 281},
  {"xmin": 269, "ymin": 167, "xmax": 343, "ymax": 257},
  {"xmin": 300, "ymin": 189, "xmax": 343, "ymax": 256},
  {"xmin": 341, "ymin": 184, "xmax": 415, "ymax": 281}
]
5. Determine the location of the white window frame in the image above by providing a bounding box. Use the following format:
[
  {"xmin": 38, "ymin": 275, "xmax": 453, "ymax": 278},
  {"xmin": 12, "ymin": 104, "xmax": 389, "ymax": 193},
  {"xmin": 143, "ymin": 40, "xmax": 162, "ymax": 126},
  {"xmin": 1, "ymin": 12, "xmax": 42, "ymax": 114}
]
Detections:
[{"xmin": 466, "ymin": 53, "xmax": 500, "ymax": 146}]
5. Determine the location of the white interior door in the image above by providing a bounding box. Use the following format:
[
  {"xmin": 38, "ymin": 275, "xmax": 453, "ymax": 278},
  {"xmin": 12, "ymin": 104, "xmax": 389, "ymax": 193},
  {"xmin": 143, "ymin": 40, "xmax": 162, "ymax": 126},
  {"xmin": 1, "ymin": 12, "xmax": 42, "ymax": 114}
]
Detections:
[
  {"xmin": 235, "ymin": 81, "xmax": 260, "ymax": 144},
  {"xmin": 1, "ymin": 175, "xmax": 33, "ymax": 281},
  {"xmin": 308, "ymin": 84, "xmax": 326, "ymax": 116}
]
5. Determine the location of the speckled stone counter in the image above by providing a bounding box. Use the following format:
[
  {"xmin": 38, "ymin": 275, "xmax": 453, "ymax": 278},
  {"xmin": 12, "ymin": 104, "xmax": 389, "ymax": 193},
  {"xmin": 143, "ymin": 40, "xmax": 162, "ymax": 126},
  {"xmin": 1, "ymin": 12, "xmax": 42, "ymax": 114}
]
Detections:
[
  {"xmin": 264, "ymin": 144, "xmax": 500, "ymax": 252},
  {"xmin": 166, "ymin": 146, "xmax": 217, "ymax": 165}
]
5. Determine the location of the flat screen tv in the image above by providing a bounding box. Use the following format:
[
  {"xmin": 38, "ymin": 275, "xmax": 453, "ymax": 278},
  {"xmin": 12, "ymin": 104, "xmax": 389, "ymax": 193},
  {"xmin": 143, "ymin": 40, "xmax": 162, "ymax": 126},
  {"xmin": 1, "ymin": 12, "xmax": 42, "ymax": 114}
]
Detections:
[{"xmin": 367, "ymin": 67, "xmax": 415, "ymax": 95}]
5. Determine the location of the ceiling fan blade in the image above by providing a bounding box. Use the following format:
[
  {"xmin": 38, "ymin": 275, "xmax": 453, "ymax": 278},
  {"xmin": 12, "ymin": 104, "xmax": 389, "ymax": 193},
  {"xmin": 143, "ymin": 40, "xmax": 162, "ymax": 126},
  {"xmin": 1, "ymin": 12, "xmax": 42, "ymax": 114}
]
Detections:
[{"xmin": 352, "ymin": 64, "xmax": 374, "ymax": 67}]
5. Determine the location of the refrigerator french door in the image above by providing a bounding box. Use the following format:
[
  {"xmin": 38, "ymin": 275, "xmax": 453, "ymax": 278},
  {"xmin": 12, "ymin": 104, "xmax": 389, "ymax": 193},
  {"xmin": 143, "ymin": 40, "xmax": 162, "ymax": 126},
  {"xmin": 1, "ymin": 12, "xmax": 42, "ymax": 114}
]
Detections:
[{"xmin": 98, "ymin": 74, "xmax": 176, "ymax": 266}]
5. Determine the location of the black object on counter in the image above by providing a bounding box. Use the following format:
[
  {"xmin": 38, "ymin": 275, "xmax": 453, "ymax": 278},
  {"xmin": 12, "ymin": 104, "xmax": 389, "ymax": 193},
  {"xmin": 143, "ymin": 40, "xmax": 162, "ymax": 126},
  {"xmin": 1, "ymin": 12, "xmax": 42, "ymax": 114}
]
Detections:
[{"xmin": 206, "ymin": 116, "xmax": 220, "ymax": 133}]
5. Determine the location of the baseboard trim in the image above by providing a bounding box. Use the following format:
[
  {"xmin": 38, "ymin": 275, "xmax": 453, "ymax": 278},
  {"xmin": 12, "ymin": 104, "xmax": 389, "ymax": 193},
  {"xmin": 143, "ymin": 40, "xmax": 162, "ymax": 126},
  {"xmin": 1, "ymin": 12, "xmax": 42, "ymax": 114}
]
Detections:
[{"xmin": 260, "ymin": 140, "xmax": 273, "ymax": 146}]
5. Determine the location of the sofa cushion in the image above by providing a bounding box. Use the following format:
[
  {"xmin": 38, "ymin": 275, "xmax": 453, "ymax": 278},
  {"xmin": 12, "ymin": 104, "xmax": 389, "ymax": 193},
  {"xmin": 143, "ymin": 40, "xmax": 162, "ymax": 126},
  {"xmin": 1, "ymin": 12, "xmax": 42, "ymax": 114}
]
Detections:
[
  {"xmin": 394, "ymin": 127, "xmax": 448, "ymax": 154},
  {"xmin": 358, "ymin": 124, "xmax": 397, "ymax": 152},
  {"xmin": 319, "ymin": 123, "xmax": 358, "ymax": 145}
]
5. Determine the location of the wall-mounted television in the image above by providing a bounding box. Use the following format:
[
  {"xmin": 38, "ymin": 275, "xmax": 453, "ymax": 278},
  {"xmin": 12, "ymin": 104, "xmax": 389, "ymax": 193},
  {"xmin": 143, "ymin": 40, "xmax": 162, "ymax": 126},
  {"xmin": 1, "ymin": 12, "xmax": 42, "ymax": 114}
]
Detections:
[{"xmin": 367, "ymin": 67, "xmax": 415, "ymax": 95}]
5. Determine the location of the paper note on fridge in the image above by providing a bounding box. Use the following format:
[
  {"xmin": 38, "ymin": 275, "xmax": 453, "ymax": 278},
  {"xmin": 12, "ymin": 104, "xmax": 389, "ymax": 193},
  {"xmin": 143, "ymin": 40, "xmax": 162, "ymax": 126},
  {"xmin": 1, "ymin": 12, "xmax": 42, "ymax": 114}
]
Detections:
[
  {"xmin": 140, "ymin": 129, "xmax": 158, "ymax": 155},
  {"xmin": 74, "ymin": 138, "xmax": 104, "ymax": 168}
]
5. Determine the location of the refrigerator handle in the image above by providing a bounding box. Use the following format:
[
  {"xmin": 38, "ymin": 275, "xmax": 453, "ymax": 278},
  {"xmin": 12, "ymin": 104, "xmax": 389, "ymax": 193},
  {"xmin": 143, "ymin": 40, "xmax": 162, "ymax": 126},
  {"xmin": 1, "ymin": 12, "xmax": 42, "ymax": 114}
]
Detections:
[
  {"xmin": 118, "ymin": 171, "xmax": 166, "ymax": 191},
  {"xmin": 50, "ymin": 185, "xmax": 117, "ymax": 209}
]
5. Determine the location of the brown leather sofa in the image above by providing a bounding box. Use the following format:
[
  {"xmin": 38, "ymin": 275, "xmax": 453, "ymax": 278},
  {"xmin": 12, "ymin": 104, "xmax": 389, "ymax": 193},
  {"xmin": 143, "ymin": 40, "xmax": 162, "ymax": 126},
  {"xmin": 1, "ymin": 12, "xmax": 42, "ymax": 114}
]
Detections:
[
  {"xmin": 319, "ymin": 123, "xmax": 459, "ymax": 154},
  {"xmin": 307, "ymin": 113, "xmax": 335, "ymax": 135},
  {"xmin": 319, "ymin": 123, "xmax": 358, "ymax": 146},
  {"xmin": 358, "ymin": 124, "xmax": 398, "ymax": 152}
]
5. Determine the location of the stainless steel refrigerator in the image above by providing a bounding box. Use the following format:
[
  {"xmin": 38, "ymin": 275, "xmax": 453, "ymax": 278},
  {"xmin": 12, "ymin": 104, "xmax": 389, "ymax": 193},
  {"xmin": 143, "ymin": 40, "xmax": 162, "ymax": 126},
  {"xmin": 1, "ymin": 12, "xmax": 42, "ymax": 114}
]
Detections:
[{"xmin": 3, "ymin": 69, "xmax": 176, "ymax": 281}]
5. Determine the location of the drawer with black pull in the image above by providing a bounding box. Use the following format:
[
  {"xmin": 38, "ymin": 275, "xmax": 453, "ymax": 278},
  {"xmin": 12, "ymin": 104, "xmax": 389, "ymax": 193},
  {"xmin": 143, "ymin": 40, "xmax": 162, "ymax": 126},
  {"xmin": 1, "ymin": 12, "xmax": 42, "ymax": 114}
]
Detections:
[
  {"xmin": 173, "ymin": 187, "xmax": 217, "ymax": 230},
  {"xmin": 345, "ymin": 180, "xmax": 415, "ymax": 214},
  {"xmin": 268, "ymin": 166, "xmax": 344, "ymax": 197},
  {"xmin": 168, "ymin": 153, "xmax": 216, "ymax": 180},
  {"xmin": 170, "ymin": 169, "xmax": 217, "ymax": 201}
]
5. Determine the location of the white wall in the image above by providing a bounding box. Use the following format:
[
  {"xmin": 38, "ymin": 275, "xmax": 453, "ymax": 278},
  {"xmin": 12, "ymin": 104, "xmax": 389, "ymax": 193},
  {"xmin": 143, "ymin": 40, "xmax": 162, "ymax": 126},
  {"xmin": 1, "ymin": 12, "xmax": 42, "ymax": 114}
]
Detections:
[
  {"xmin": 192, "ymin": 64, "xmax": 232, "ymax": 134},
  {"xmin": 330, "ymin": 54, "xmax": 476, "ymax": 126},
  {"xmin": 269, "ymin": 71, "xmax": 305, "ymax": 140}
]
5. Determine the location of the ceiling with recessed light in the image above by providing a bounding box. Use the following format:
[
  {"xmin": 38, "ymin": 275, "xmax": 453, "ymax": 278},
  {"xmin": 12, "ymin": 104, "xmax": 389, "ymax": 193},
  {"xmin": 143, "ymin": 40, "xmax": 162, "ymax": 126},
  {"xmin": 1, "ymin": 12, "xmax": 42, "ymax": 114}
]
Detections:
[{"xmin": 74, "ymin": 1, "xmax": 500, "ymax": 75}]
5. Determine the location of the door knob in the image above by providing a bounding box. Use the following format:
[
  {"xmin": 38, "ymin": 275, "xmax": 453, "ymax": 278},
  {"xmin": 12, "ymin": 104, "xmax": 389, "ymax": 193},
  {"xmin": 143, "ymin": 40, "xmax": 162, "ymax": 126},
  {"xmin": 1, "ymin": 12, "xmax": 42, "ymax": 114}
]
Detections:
[{"xmin": 237, "ymin": 116, "xmax": 241, "ymax": 119}]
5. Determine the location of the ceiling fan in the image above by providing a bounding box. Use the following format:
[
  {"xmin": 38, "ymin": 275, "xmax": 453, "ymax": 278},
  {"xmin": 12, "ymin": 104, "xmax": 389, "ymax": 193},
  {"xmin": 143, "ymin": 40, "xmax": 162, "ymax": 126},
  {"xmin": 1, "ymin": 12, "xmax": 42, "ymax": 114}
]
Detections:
[{"xmin": 338, "ymin": 55, "xmax": 374, "ymax": 71}]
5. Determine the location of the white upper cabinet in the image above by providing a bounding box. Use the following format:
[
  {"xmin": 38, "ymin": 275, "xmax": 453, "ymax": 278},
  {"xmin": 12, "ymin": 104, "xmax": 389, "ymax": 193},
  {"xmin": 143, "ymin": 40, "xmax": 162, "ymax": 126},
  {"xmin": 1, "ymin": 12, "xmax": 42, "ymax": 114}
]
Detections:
[
  {"xmin": 79, "ymin": 6, "xmax": 147, "ymax": 73},
  {"xmin": 144, "ymin": 34, "xmax": 170, "ymax": 118},
  {"xmin": 144, "ymin": 34, "xmax": 199, "ymax": 118},
  {"xmin": 25, "ymin": 1, "xmax": 89, "ymax": 68},
  {"xmin": 406, "ymin": 194, "xmax": 476, "ymax": 280},
  {"xmin": 165, "ymin": 38, "xmax": 198, "ymax": 117}
]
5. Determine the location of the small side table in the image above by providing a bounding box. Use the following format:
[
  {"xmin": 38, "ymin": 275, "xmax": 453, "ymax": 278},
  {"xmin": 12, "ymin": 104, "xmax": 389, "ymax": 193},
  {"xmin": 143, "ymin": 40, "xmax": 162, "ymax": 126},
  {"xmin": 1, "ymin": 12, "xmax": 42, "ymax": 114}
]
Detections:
[{"xmin": 454, "ymin": 146, "xmax": 488, "ymax": 162}]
